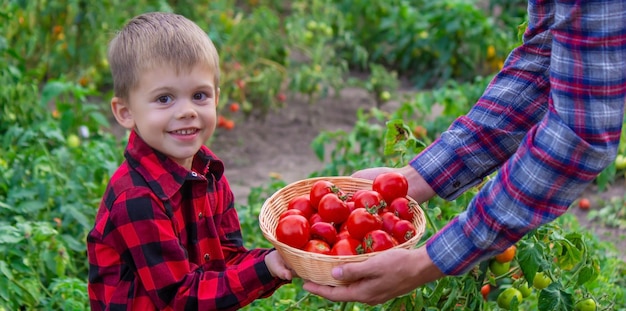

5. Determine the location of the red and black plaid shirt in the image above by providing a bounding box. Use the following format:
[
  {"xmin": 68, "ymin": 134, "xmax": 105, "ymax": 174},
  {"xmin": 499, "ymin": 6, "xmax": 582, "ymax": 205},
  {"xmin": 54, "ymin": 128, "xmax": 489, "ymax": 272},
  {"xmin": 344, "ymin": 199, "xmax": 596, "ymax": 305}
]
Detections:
[{"xmin": 87, "ymin": 130, "xmax": 285, "ymax": 310}]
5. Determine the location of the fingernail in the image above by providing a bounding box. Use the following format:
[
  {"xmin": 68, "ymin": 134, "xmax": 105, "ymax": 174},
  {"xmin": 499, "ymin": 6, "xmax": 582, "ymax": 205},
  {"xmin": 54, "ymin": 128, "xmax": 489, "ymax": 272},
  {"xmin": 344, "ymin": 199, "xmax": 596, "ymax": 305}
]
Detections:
[{"xmin": 331, "ymin": 267, "xmax": 343, "ymax": 279}]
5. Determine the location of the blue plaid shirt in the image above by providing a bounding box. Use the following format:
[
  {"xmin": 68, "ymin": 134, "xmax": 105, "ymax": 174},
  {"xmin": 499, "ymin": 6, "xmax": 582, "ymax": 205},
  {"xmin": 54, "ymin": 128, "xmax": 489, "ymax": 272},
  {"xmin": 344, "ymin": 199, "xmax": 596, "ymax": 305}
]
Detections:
[{"xmin": 412, "ymin": 0, "xmax": 626, "ymax": 275}]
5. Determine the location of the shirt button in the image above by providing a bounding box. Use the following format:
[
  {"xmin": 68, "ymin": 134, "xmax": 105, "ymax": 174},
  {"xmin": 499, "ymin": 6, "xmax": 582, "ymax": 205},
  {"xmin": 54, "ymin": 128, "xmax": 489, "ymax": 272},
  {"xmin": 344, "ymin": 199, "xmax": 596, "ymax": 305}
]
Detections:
[
  {"xmin": 453, "ymin": 181, "xmax": 461, "ymax": 187},
  {"xmin": 198, "ymin": 212, "xmax": 203, "ymax": 218},
  {"xmin": 191, "ymin": 171, "xmax": 198, "ymax": 177},
  {"xmin": 204, "ymin": 253, "xmax": 210, "ymax": 261}
]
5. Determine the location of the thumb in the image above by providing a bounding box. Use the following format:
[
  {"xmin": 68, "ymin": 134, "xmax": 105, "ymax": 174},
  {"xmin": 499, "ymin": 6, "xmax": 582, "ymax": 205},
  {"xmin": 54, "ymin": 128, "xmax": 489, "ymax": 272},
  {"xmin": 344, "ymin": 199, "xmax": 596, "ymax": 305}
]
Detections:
[{"xmin": 331, "ymin": 261, "xmax": 374, "ymax": 282}]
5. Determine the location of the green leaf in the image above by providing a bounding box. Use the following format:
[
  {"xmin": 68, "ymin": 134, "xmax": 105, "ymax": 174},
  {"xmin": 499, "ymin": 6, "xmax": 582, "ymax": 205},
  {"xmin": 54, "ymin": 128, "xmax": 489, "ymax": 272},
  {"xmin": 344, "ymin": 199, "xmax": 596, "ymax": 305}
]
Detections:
[
  {"xmin": 0, "ymin": 273, "xmax": 9, "ymax": 301},
  {"xmin": 426, "ymin": 277, "xmax": 449, "ymax": 303},
  {"xmin": 62, "ymin": 204, "xmax": 91, "ymax": 229},
  {"xmin": 554, "ymin": 232, "xmax": 584, "ymax": 271},
  {"xmin": 383, "ymin": 119, "xmax": 411, "ymax": 156},
  {"xmin": 413, "ymin": 288, "xmax": 424, "ymax": 309},
  {"xmin": 17, "ymin": 200, "xmax": 46, "ymax": 214},
  {"xmin": 90, "ymin": 112, "xmax": 110, "ymax": 128},
  {"xmin": 537, "ymin": 283, "xmax": 573, "ymax": 311},
  {"xmin": 32, "ymin": 222, "xmax": 58, "ymax": 242},
  {"xmin": 39, "ymin": 81, "xmax": 72, "ymax": 108},
  {"xmin": 60, "ymin": 234, "xmax": 86, "ymax": 252},
  {"xmin": 0, "ymin": 260, "xmax": 13, "ymax": 280},
  {"xmin": 576, "ymin": 259, "xmax": 599, "ymax": 286},
  {"xmin": 517, "ymin": 239, "xmax": 543, "ymax": 285},
  {"xmin": 311, "ymin": 135, "xmax": 326, "ymax": 161},
  {"xmin": 0, "ymin": 225, "xmax": 23, "ymax": 244},
  {"xmin": 7, "ymin": 188, "xmax": 37, "ymax": 201},
  {"xmin": 0, "ymin": 201, "xmax": 13, "ymax": 211},
  {"xmin": 386, "ymin": 294, "xmax": 414, "ymax": 310}
]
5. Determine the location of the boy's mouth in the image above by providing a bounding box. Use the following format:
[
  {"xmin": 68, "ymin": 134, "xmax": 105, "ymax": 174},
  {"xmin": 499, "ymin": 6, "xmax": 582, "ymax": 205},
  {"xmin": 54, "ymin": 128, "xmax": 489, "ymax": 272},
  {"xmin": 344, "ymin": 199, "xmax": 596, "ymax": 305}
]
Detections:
[{"xmin": 169, "ymin": 128, "xmax": 199, "ymax": 135}]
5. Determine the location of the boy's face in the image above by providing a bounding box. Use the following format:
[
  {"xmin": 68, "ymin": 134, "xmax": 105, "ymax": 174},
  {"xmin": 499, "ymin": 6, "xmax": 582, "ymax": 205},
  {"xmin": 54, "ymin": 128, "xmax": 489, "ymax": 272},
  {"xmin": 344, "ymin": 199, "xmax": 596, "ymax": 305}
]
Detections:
[{"xmin": 111, "ymin": 64, "xmax": 219, "ymax": 169}]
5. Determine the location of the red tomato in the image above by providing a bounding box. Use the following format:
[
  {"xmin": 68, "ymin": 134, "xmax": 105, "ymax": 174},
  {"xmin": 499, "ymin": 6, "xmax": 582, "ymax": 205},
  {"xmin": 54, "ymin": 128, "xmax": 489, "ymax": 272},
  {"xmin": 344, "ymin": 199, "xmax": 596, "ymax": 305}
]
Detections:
[
  {"xmin": 309, "ymin": 180, "xmax": 337, "ymax": 209},
  {"xmin": 318, "ymin": 193, "xmax": 350, "ymax": 224},
  {"xmin": 372, "ymin": 172, "xmax": 409, "ymax": 204},
  {"xmin": 345, "ymin": 208, "xmax": 383, "ymax": 241},
  {"xmin": 578, "ymin": 198, "xmax": 591, "ymax": 210},
  {"xmin": 388, "ymin": 197, "xmax": 415, "ymax": 221},
  {"xmin": 308, "ymin": 213, "xmax": 323, "ymax": 225},
  {"xmin": 481, "ymin": 284, "xmax": 491, "ymax": 300},
  {"xmin": 346, "ymin": 201, "xmax": 356, "ymax": 213},
  {"xmin": 310, "ymin": 222, "xmax": 337, "ymax": 246},
  {"xmin": 352, "ymin": 189, "xmax": 385, "ymax": 212},
  {"xmin": 330, "ymin": 238, "xmax": 362, "ymax": 256},
  {"xmin": 362, "ymin": 229, "xmax": 396, "ymax": 253},
  {"xmin": 288, "ymin": 195, "xmax": 315, "ymax": 218},
  {"xmin": 304, "ymin": 239, "xmax": 331, "ymax": 255},
  {"xmin": 336, "ymin": 230, "xmax": 351, "ymax": 241},
  {"xmin": 392, "ymin": 219, "xmax": 417, "ymax": 244},
  {"xmin": 275, "ymin": 214, "xmax": 310, "ymax": 249},
  {"xmin": 380, "ymin": 211, "xmax": 400, "ymax": 234},
  {"xmin": 279, "ymin": 209, "xmax": 304, "ymax": 220}
]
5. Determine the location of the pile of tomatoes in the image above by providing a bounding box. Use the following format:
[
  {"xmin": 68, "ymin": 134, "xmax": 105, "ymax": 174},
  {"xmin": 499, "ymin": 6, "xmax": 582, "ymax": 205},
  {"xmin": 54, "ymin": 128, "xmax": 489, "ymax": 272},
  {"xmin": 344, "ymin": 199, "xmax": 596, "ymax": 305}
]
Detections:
[{"xmin": 274, "ymin": 172, "xmax": 419, "ymax": 256}]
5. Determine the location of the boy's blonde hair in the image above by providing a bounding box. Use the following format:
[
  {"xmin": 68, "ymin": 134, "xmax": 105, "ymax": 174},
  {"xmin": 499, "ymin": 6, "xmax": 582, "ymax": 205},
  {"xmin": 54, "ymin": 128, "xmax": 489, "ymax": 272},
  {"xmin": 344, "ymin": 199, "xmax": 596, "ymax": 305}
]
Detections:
[{"xmin": 108, "ymin": 12, "xmax": 220, "ymax": 99}]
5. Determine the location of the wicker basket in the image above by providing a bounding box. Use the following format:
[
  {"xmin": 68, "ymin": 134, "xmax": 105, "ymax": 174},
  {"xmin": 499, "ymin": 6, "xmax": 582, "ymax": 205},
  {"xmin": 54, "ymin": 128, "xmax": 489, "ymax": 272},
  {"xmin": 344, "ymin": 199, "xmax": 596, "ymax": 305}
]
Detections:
[{"xmin": 259, "ymin": 176, "xmax": 427, "ymax": 286}]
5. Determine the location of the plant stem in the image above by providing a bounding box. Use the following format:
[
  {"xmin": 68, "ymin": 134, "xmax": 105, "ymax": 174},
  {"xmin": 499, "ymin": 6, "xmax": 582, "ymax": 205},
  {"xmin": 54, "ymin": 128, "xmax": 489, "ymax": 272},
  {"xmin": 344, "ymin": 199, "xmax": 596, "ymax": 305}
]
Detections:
[
  {"xmin": 286, "ymin": 292, "xmax": 311, "ymax": 311},
  {"xmin": 422, "ymin": 201, "xmax": 439, "ymax": 233}
]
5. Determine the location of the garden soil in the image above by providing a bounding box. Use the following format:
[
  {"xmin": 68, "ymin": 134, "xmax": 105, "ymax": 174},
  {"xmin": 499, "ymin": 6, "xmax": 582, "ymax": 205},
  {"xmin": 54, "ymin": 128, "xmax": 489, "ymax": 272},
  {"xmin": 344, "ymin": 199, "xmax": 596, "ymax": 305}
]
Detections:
[{"xmin": 209, "ymin": 86, "xmax": 626, "ymax": 262}]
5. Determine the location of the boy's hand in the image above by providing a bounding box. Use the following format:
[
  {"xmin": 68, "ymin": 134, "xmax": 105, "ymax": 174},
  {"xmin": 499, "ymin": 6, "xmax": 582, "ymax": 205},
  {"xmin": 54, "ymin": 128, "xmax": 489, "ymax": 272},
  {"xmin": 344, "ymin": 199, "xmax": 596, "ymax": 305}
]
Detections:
[{"xmin": 265, "ymin": 250, "xmax": 295, "ymax": 280}]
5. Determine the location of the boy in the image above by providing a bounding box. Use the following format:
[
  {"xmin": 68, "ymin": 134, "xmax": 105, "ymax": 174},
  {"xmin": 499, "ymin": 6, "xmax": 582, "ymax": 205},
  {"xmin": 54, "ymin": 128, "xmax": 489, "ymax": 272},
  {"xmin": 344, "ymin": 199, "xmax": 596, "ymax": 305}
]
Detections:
[{"xmin": 87, "ymin": 12, "xmax": 293, "ymax": 310}]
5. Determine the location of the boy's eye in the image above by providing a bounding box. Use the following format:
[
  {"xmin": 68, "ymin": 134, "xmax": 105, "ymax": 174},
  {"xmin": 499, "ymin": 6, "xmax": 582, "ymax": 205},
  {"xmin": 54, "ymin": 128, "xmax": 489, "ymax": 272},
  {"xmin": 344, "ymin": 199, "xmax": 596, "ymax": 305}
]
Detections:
[
  {"xmin": 157, "ymin": 95, "xmax": 172, "ymax": 104},
  {"xmin": 193, "ymin": 92, "xmax": 208, "ymax": 101}
]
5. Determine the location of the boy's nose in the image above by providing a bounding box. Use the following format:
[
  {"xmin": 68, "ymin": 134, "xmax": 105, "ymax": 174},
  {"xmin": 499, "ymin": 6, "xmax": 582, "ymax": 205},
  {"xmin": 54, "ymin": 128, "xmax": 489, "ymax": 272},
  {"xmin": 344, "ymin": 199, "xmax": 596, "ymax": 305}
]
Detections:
[{"xmin": 177, "ymin": 100, "xmax": 198, "ymax": 119}]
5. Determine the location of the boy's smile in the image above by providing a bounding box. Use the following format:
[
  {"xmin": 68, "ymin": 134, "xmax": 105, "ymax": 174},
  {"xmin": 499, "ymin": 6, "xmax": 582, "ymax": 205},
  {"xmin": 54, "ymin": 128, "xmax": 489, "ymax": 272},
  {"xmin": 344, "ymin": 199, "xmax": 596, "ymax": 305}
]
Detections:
[{"xmin": 111, "ymin": 64, "xmax": 219, "ymax": 170}]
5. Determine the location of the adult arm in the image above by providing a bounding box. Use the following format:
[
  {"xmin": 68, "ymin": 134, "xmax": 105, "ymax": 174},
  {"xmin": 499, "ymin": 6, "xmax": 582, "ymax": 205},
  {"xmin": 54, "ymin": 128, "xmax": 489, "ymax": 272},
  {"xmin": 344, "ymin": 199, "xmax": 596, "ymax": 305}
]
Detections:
[{"xmin": 422, "ymin": 0, "xmax": 626, "ymax": 275}]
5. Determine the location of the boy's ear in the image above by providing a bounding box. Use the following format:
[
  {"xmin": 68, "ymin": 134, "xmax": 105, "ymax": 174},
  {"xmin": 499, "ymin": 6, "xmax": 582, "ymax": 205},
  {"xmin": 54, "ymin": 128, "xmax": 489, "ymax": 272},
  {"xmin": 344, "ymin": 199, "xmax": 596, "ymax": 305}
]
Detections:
[
  {"xmin": 111, "ymin": 97, "xmax": 135, "ymax": 129},
  {"xmin": 215, "ymin": 87, "xmax": 220, "ymax": 107}
]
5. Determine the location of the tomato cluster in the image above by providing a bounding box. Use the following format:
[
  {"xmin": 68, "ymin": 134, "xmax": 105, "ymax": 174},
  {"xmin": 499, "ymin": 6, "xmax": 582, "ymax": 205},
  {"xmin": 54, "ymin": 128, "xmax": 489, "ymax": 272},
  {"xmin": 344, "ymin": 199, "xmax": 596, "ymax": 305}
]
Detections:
[
  {"xmin": 275, "ymin": 173, "xmax": 418, "ymax": 256},
  {"xmin": 482, "ymin": 244, "xmax": 561, "ymax": 309}
]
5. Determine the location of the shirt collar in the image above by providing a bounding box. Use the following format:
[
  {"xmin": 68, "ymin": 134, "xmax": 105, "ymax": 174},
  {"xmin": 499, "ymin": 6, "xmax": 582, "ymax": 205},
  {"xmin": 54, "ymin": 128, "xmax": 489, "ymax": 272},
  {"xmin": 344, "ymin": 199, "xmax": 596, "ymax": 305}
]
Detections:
[{"xmin": 124, "ymin": 130, "xmax": 225, "ymax": 200}]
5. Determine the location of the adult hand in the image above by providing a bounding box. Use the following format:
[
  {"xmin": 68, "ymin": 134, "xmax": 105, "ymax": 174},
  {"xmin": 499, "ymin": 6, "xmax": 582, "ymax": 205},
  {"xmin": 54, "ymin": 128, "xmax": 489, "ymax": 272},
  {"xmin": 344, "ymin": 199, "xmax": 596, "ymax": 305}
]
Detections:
[
  {"xmin": 352, "ymin": 165, "xmax": 436, "ymax": 204},
  {"xmin": 302, "ymin": 247, "xmax": 445, "ymax": 305}
]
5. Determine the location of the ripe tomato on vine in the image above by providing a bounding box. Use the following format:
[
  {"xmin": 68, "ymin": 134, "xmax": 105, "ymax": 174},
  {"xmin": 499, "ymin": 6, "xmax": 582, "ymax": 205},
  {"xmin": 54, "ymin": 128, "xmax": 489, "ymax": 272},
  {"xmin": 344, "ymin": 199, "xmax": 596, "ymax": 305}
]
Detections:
[{"xmin": 495, "ymin": 244, "xmax": 517, "ymax": 263}]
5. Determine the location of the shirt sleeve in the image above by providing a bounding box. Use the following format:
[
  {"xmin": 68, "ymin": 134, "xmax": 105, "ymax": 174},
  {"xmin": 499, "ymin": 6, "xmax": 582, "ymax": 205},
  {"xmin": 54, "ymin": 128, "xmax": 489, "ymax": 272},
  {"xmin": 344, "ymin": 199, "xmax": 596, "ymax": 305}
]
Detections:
[
  {"xmin": 213, "ymin": 181, "xmax": 289, "ymax": 301},
  {"xmin": 104, "ymin": 187, "xmax": 284, "ymax": 310},
  {"xmin": 412, "ymin": 1, "xmax": 626, "ymax": 275}
]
